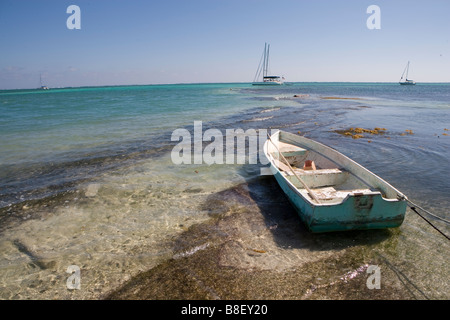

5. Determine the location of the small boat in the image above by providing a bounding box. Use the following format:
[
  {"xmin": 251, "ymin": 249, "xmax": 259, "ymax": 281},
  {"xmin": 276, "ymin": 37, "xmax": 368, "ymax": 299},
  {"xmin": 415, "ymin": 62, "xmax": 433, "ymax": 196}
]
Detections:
[
  {"xmin": 399, "ymin": 61, "xmax": 416, "ymax": 85},
  {"xmin": 39, "ymin": 74, "xmax": 49, "ymax": 90},
  {"xmin": 263, "ymin": 130, "xmax": 407, "ymax": 232},
  {"xmin": 252, "ymin": 43, "xmax": 284, "ymax": 86}
]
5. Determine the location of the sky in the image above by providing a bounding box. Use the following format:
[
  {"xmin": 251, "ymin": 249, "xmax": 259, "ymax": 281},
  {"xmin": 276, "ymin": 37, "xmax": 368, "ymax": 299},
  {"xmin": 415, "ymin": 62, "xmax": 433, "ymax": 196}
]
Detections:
[{"xmin": 0, "ymin": 0, "xmax": 449, "ymax": 89}]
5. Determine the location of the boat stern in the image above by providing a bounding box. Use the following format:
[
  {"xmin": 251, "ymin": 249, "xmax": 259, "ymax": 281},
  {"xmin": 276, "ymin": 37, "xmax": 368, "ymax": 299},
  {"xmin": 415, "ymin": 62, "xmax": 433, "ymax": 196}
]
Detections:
[{"xmin": 307, "ymin": 193, "xmax": 407, "ymax": 233}]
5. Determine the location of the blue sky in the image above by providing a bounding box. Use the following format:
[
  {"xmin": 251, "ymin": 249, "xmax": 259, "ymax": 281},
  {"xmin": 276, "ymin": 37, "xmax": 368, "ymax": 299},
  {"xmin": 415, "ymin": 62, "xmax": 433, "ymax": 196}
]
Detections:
[{"xmin": 0, "ymin": 0, "xmax": 449, "ymax": 89}]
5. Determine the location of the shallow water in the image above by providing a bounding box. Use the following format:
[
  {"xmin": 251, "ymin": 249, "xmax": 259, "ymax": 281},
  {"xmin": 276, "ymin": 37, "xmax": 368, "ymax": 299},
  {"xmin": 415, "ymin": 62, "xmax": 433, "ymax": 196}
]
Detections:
[{"xmin": 0, "ymin": 83, "xmax": 449, "ymax": 299}]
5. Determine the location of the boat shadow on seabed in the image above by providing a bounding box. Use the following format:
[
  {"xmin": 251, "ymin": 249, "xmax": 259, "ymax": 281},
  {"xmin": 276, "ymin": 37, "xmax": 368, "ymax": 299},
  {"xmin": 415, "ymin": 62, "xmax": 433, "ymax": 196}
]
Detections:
[
  {"xmin": 224, "ymin": 169, "xmax": 393, "ymax": 252},
  {"xmin": 105, "ymin": 166, "xmax": 410, "ymax": 300}
]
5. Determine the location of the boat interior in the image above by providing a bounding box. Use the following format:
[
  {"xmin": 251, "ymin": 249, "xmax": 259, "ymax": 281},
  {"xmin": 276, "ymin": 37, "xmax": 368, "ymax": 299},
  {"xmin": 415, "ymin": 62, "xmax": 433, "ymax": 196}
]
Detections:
[{"xmin": 270, "ymin": 140, "xmax": 384, "ymax": 204}]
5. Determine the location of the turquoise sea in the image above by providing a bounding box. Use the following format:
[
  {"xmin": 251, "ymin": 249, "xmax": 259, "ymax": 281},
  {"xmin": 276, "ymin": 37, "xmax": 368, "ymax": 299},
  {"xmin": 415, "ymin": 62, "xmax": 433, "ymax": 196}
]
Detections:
[{"xmin": 0, "ymin": 83, "xmax": 449, "ymax": 299}]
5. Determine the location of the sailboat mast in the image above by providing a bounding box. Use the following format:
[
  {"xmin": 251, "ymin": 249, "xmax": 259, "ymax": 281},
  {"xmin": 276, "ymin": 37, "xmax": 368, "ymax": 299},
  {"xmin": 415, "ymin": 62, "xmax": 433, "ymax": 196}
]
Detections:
[
  {"xmin": 400, "ymin": 62, "xmax": 407, "ymax": 81},
  {"xmin": 406, "ymin": 61, "xmax": 410, "ymax": 79},
  {"xmin": 263, "ymin": 43, "xmax": 267, "ymax": 77},
  {"xmin": 266, "ymin": 44, "xmax": 270, "ymax": 76}
]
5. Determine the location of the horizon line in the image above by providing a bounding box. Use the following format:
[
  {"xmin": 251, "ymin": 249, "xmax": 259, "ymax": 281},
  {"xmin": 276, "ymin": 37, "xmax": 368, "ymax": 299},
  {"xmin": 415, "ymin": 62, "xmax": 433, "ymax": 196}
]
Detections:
[{"xmin": 2, "ymin": 81, "xmax": 450, "ymax": 91}]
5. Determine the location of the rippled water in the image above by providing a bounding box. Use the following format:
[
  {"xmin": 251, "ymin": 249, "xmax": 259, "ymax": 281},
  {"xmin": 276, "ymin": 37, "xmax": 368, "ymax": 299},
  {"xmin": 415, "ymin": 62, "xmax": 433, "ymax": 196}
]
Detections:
[{"xmin": 0, "ymin": 83, "xmax": 448, "ymax": 299}]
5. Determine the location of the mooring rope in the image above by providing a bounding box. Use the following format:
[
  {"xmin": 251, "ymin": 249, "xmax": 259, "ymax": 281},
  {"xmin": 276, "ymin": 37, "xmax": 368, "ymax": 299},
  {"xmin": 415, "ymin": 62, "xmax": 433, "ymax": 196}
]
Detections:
[
  {"xmin": 405, "ymin": 199, "xmax": 450, "ymax": 241},
  {"xmin": 406, "ymin": 200, "xmax": 450, "ymax": 224}
]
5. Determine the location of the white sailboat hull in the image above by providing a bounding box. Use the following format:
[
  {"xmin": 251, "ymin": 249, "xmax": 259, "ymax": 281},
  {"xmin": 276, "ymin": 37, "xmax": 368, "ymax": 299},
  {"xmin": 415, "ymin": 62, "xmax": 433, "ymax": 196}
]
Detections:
[{"xmin": 252, "ymin": 81, "xmax": 283, "ymax": 86}]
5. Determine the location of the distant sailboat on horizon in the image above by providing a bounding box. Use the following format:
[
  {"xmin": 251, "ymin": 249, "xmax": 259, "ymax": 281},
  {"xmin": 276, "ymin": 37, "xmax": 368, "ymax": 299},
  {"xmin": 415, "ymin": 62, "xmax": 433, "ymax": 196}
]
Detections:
[
  {"xmin": 39, "ymin": 74, "xmax": 49, "ymax": 90},
  {"xmin": 399, "ymin": 61, "xmax": 416, "ymax": 85},
  {"xmin": 252, "ymin": 43, "xmax": 284, "ymax": 86}
]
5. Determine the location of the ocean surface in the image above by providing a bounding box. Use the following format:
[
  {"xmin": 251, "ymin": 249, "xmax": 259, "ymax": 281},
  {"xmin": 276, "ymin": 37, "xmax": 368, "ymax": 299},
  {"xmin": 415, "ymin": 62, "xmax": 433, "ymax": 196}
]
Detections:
[{"xmin": 0, "ymin": 82, "xmax": 449, "ymax": 299}]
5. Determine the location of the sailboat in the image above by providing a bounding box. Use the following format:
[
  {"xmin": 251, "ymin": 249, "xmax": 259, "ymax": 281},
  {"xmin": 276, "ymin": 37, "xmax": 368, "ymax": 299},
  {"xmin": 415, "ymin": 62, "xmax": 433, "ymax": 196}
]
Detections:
[
  {"xmin": 39, "ymin": 74, "xmax": 49, "ymax": 90},
  {"xmin": 399, "ymin": 61, "xmax": 416, "ymax": 85},
  {"xmin": 252, "ymin": 43, "xmax": 284, "ymax": 85}
]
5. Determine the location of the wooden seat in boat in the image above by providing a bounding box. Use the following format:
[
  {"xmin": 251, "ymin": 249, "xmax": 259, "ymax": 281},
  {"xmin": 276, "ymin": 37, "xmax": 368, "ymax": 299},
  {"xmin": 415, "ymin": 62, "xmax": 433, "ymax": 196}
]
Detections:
[
  {"xmin": 293, "ymin": 168, "xmax": 342, "ymax": 175},
  {"xmin": 284, "ymin": 168, "xmax": 350, "ymax": 190},
  {"xmin": 299, "ymin": 187, "xmax": 379, "ymax": 202}
]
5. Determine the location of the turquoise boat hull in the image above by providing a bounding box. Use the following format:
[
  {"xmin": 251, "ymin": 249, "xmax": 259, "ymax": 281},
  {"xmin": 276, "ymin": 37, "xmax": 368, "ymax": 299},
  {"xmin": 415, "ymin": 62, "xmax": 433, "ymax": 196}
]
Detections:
[{"xmin": 264, "ymin": 131, "xmax": 407, "ymax": 233}]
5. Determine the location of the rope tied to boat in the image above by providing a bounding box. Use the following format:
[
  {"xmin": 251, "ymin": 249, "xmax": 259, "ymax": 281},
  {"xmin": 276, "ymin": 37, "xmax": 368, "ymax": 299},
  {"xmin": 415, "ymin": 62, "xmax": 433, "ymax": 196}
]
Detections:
[{"xmin": 401, "ymin": 196, "xmax": 450, "ymax": 241}]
